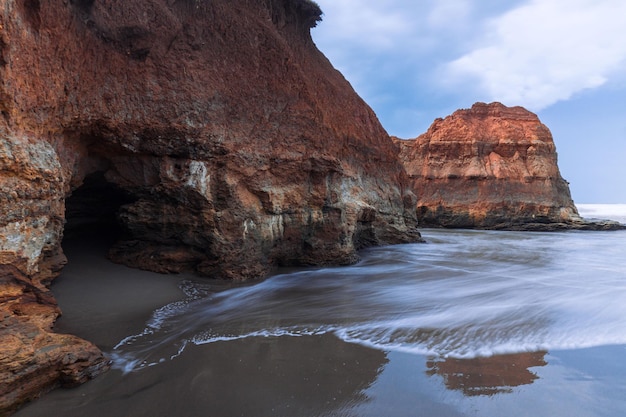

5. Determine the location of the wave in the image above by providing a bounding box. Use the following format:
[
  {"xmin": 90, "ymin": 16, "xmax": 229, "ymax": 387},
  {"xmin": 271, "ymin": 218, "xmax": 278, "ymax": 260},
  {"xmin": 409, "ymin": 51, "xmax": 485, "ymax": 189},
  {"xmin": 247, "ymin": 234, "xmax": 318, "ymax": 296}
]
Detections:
[{"xmin": 110, "ymin": 229, "xmax": 626, "ymax": 372}]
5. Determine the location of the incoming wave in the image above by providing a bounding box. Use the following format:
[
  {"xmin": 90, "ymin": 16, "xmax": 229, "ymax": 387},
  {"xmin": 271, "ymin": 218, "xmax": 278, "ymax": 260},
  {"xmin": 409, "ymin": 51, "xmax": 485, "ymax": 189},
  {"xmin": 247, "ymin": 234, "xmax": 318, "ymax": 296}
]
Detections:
[{"xmin": 111, "ymin": 229, "xmax": 626, "ymax": 372}]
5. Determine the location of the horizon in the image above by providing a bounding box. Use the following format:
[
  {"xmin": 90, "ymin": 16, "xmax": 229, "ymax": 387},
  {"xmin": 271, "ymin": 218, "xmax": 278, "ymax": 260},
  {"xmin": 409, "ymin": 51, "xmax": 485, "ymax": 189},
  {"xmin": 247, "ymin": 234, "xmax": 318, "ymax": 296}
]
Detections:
[{"xmin": 311, "ymin": 0, "xmax": 626, "ymax": 204}]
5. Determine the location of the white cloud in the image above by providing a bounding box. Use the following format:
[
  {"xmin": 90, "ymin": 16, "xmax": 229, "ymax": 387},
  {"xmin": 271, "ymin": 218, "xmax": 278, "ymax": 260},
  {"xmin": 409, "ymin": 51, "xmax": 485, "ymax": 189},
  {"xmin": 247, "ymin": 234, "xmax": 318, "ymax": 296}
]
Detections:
[
  {"xmin": 444, "ymin": 0, "xmax": 626, "ymax": 110},
  {"xmin": 314, "ymin": 1, "xmax": 413, "ymax": 50}
]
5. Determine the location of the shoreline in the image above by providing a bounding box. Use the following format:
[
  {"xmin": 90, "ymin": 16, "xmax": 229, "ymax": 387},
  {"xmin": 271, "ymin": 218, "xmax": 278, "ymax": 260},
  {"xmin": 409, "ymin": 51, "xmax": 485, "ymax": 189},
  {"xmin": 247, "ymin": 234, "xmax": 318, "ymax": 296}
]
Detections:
[
  {"xmin": 51, "ymin": 238, "xmax": 191, "ymax": 351},
  {"xmin": 19, "ymin": 241, "xmax": 395, "ymax": 416},
  {"xmin": 13, "ymin": 227, "xmax": 626, "ymax": 417}
]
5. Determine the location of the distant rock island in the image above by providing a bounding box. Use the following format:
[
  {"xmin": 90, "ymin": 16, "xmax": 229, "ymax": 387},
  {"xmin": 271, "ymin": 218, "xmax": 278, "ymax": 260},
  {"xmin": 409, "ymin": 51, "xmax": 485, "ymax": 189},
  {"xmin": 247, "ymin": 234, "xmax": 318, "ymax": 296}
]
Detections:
[
  {"xmin": 0, "ymin": 1, "xmax": 622, "ymax": 415},
  {"xmin": 395, "ymin": 102, "xmax": 623, "ymax": 231}
]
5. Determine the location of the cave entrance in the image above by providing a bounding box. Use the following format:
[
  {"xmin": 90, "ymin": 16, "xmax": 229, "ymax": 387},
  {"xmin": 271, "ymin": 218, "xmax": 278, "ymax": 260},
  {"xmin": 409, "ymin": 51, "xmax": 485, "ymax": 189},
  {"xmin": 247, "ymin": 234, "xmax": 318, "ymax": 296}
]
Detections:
[{"xmin": 63, "ymin": 171, "xmax": 134, "ymax": 245}]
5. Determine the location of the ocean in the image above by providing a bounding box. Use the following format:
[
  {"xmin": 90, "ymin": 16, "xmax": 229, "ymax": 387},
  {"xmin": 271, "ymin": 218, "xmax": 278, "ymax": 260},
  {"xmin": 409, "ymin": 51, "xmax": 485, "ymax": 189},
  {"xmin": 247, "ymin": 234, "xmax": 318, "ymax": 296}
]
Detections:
[{"xmin": 15, "ymin": 204, "xmax": 626, "ymax": 417}]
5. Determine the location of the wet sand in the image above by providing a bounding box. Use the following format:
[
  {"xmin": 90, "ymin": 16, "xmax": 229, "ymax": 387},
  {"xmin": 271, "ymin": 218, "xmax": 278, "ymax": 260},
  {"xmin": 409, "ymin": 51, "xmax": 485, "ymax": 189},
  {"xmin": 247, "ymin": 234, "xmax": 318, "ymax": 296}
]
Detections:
[
  {"xmin": 14, "ymin": 233, "xmax": 626, "ymax": 417},
  {"xmin": 49, "ymin": 237, "xmax": 191, "ymax": 350},
  {"xmin": 14, "ymin": 238, "xmax": 397, "ymax": 417},
  {"xmin": 14, "ymin": 238, "xmax": 462, "ymax": 417}
]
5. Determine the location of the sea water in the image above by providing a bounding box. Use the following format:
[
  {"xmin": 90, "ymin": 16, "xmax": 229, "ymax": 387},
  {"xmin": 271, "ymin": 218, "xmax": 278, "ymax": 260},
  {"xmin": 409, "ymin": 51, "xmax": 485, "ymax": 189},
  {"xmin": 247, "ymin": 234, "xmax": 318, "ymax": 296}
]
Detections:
[
  {"xmin": 15, "ymin": 204, "xmax": 626, "ymax": 417},
  {"xmin": 110, "ymin": 204, "xmax": 626, "ymax": 372}
]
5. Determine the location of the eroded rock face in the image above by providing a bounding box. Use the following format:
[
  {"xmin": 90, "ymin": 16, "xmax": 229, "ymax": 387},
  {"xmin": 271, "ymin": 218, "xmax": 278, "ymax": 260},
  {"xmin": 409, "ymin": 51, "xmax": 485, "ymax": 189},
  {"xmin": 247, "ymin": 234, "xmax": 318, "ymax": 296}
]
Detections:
[
  {"xmin": 395, "ymin": 102, "xmax": 580, "ymax": 229},
  {"xmin": 2, "ymin": 0, "xmax": 419, "ymax": 279},
  {"xmin": 0, "ymin": 125, "xmax": 110, "ymax": 415},
  {"xmin": 0, "ymin": 263, "xmax": 110, "ymax": 415},
  {"xmin": 1, "ymin": 0, "xmax": 419, "ymax": 411}
]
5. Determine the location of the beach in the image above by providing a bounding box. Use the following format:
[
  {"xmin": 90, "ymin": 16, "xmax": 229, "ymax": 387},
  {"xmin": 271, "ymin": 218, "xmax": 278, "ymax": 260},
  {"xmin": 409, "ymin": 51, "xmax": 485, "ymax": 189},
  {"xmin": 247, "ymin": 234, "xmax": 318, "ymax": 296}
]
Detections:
[{"xmin": 14, "ymin": 205, "xmax": 626, "ymax": 417}]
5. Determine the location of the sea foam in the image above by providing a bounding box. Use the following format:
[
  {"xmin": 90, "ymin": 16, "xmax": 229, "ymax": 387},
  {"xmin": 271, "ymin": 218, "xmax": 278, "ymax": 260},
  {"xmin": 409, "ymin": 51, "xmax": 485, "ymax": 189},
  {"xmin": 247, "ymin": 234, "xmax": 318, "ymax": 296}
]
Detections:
[{"xmin": 111, "ymin": 225, "xmax": 626, "ymax": 372}]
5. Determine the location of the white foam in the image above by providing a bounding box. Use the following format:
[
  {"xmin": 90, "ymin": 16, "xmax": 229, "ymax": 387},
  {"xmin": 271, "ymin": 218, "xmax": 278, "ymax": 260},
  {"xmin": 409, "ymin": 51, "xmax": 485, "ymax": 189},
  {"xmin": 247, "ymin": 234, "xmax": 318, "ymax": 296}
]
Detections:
[
  {"xmin": 577, "ymin": 203, "xmax": 626, "ymax": 223},
  {"xmin": 110, "ymin": 228, "xmax": 626, "ymax": 371}
]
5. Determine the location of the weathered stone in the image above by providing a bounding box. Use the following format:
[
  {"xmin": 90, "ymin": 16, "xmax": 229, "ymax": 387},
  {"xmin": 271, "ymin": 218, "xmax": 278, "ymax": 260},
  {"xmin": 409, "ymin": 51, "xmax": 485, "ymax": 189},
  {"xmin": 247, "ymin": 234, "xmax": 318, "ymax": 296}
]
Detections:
[
  {"xmin": 0, "ymin": 265, "xmax": 110, "ymax": 416},
  {"xmin": 395, "ymin": 102, "xmax": 602, "ymax": 230},
  {"xmin": 2, "ymin": 0, "xmax": 419, "ymax": 279},
  {"xmin": 1, "ymin": 0, "xmax": 420, "ymax": 411}
]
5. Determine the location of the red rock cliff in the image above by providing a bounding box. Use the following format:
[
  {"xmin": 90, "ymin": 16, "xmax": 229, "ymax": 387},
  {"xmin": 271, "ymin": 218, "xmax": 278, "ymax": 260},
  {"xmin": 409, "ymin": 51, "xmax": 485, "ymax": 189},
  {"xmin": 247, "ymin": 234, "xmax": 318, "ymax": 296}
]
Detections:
[
  {"xmin": 0, "ymin": 0, "xmax": 420, "ymax": 412},
  {"xmin": 395, "ymin": 102, "xmax": 580, "ymax": 229}
]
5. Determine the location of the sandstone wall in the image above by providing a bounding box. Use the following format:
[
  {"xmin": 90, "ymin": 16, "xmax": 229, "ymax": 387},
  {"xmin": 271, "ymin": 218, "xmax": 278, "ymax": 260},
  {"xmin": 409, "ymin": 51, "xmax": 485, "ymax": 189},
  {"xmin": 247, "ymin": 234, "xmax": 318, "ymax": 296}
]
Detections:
[
  {"xmin": 0, "ymin": 0, "xmax": 420, "ymax": 412},
  {"xmin": 1, "ymin": 0, "xmax": 419, "ymax": 279},
  {"xmin": 395, "ymin": 102, "xmax": 580, "ymax": 229}
]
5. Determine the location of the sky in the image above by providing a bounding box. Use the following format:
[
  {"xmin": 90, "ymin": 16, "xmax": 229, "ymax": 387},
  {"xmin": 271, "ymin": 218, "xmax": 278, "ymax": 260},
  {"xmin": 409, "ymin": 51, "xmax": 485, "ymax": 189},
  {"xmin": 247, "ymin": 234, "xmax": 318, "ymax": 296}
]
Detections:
[{"xmin": 311, "ymin": 0, "xmax": 626, "ymax": 204}]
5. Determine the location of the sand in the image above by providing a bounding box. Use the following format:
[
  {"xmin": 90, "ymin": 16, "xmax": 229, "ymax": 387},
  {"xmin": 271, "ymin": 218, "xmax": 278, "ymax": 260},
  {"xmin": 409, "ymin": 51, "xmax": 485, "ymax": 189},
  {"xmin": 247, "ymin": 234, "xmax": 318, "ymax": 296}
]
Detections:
[{"xmin": 13, "ymin": 232, "xmax": 626, "ymax": 417}]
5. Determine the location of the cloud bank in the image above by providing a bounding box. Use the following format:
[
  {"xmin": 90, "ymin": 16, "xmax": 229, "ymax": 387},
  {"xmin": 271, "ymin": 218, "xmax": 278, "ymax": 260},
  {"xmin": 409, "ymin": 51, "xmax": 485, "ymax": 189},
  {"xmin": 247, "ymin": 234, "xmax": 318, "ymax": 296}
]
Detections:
[
  {"xmin": 314, "ymin": 0, "xmax": 626, "ymax": 112},
  {"xmin": 445, "ymin": 0, "xmax": 626, "ymax": 110}
]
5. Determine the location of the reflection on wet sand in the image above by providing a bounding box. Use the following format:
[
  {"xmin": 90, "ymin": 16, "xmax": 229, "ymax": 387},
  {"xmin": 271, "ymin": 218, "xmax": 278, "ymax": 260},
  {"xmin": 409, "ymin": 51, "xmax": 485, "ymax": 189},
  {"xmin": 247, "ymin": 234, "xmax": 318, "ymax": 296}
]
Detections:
[
  {"xmin": 426, "ymin": 351, "xmax": 547, "ymax": 396},
  {"xmin": 15, "ymin": 334, "xmax": 388, "ymax": 417},
  {"xmin": 17, "ymin": 227, "xmax": 626, "ymax": 416}
]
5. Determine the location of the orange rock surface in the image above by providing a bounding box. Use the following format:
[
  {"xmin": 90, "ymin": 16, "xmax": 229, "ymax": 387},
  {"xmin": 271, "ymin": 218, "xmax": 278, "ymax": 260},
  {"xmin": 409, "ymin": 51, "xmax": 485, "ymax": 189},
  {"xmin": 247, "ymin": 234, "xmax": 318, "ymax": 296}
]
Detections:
[
  {"xmin": 0, "ymin": 265, "xmax": 109, "ymax": 414},
  {"xmin": 1, "ymin": 0, "xmax": 420, "ymax": 412},
  {"xmin": 395, "ymin": 102, "xmax": 581, "ymax": 229}
]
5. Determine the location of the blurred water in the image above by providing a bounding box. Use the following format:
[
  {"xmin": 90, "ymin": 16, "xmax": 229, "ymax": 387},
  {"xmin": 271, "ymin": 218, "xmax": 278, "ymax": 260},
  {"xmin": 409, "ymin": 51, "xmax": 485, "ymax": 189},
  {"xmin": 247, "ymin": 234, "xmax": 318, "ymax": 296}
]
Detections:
[
  {"xmin": 111, "ymin": 206, "xmax": 626, "ymax": 373},
  {"xmin": 578, "ymin": 203, "xmax": 626, "ymax": 224}
]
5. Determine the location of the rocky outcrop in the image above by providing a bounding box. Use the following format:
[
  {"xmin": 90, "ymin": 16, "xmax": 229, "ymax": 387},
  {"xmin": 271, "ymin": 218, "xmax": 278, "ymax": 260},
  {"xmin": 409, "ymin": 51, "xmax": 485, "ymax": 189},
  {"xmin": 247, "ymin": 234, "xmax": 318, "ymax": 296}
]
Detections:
[
  {"xmin": 395, "ymin": 102, "xmax": 609, "ymax": 230},
  {"xmin": 1, "ymin": 0, "xmax": 420, "ymax": 411},
  {"xmin": 1, "ymin": 0, "xmax": 419, "ymax": 279},
  {"xmin": 0, "ymin": 265, "xmax": 109, "ymax": 415},
  {"xmin": 0, "ymin": 126, "xmax": 111, "ymax": 415}
]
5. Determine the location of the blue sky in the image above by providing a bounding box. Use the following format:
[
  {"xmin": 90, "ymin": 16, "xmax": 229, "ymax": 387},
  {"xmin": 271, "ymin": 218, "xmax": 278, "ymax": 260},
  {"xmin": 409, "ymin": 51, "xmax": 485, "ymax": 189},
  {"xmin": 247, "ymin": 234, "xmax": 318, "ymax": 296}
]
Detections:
[{"xmin": 312, "ymin": 0, "xmax": 626, "ymax": 204}]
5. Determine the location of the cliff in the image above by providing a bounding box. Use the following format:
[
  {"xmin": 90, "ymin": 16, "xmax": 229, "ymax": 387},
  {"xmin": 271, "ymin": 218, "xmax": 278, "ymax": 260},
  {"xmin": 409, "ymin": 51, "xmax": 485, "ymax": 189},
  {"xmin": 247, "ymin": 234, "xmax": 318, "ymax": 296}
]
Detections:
[
  {"xmin": 395, "ymin": 102, "xmax": 583, "ymax": 229},
  {"xmin": 0, "ymin": 0, "xmax": 420, "ymax": 412}
]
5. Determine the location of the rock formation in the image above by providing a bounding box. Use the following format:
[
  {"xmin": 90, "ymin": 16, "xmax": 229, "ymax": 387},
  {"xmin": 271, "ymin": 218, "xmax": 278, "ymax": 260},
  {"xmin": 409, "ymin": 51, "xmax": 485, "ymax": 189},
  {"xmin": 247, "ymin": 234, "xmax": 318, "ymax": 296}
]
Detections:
[
  {"xmin": 0, "ymin": 0, "xmax": 420, "ymax": 412},
  {"xmin": 0, "ymin": 265, "xmax": 109, "ymax": 414},
  {"xmin": 395, "ymin": 102, "xmax": 590, "ymax": 230}
]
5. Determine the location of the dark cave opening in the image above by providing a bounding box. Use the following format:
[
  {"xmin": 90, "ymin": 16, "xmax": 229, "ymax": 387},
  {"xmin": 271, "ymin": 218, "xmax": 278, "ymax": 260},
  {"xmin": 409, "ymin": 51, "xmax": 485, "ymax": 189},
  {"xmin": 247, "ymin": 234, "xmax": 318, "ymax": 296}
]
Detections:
[{"xmin": 63, "ymin": 171, "xmax": 135, "ymax": 244}]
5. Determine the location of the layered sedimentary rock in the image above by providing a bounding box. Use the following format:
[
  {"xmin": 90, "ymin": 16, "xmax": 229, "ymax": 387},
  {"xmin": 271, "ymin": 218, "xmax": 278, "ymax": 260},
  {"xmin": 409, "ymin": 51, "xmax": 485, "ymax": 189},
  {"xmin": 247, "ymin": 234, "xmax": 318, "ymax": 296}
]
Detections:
[
  {"xmin": 0, "ymin": 126, "xmax": 112, "ymax": 414},
  {"xmin": 0, "ymin": 265, "xmax": 108, "ymax": 414},
  {"xmin": 395, "ymin": 102, "xmax": 581, "ymax": 229},
  {"xmin": 1, "ymin": 0, "xmax": 420, "ymax": 412}
]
